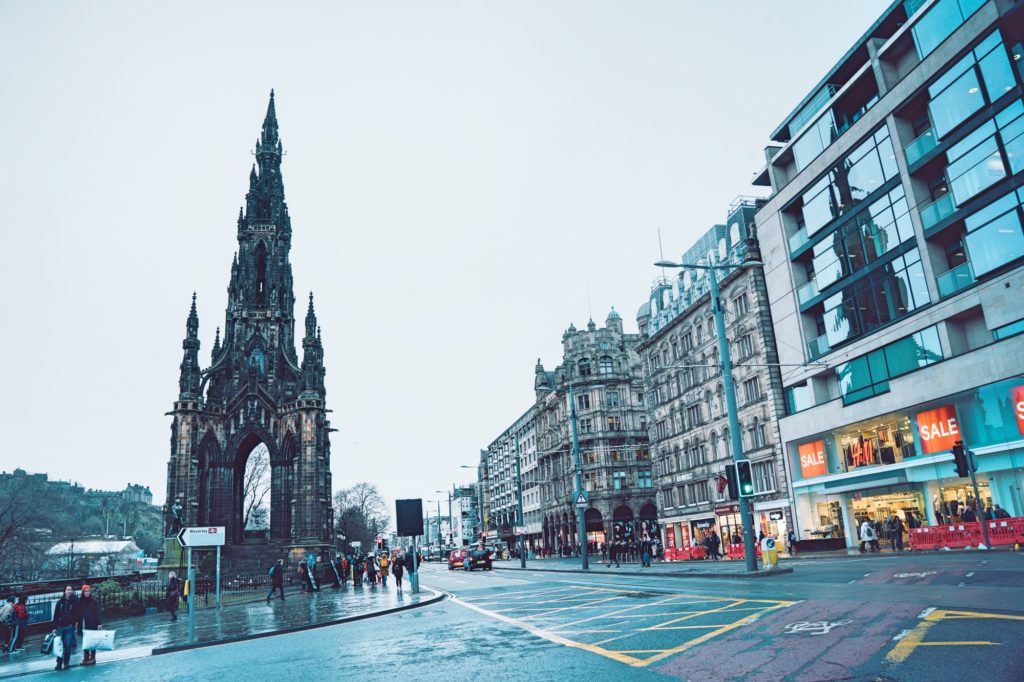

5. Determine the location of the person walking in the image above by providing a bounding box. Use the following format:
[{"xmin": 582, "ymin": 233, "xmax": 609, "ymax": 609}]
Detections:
[
  {"xmin": 266, "ymin": 559, "xmax": 285, "ymax": 602},
  {"xmin": 52, "ymin": 586, "xmax": 78, "ymax": 671},
  {"xmin": 165, "ymin": 572, "xmax": 181, "ymax": 622},
  {"xmin": 994, "ymin": 504, "xmax": 1011, "ymax": 519},
  {"xmin": 859, "ymin": 520, "xmax": 875, "ymax": 553},
  {"xmin": 0, "ymin": 596, "xmax": 13, "ymax": 653},
  {"xmin": 787, "ymin": 529, "xmax": 797, "ymax": 556},
  {"xmin": 379, "ymin": 553, "xmax": 389, "ymax": 588},
  {"xmin": 366, "ymin": 554, "xmax": 378, "ymax": 585},
  {"xmin": 606, "ymin": 541, "xmax": 620, "ymax": 568},
  {"xmin": 392, "ymin": 554, "xmax": 405, "ymax": 594},
  {"xmin": 10, "ymin": 596, "xmax": 28, "ymax": 652},
  {"xmin": 710, "ymin": 530, "xmax": 722, "ymax": 561},
  {"xmin": 76, "ymin": 584, "xmax": 101, "ymax": 666},
  {"xmin": 640, "ymin": 539, "xmax": 652, "ymax": 568}
]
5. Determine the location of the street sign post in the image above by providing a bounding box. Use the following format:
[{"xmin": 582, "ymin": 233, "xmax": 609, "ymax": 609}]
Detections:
[
  {"xmin": 573, "ymin": 491, "xmax": 588, "ymax": 509},
  {"xmin": 176, "ymin": 527, "xmax": 226, "ymax": 621}
]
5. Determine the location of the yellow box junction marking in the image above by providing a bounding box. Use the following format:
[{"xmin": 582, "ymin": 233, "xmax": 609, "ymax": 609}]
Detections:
[
  {"xmin": 886, "ymin": 609, "xmax": 1024, "ymax": 664},
  {"xmin": 451, "ymin": 585, "xmax": 793, "ymax": 667}
]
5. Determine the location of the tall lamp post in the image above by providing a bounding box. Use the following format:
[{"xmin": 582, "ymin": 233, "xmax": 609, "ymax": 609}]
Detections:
[
  {"xmin": 513, "ymin": 434, "xmax": 526, "ymax": 568},
  {"xmin": 434, "ymin": 490, "xmax": 452, "ymax": 546},
  {"xmin": 655, "ymin": 256, "xmax": 764, "ymax": 573}
]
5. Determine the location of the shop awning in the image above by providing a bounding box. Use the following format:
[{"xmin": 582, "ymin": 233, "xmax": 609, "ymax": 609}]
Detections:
[{"xmin": 822, "ymin": 474, "xmax": 906, "ymax": 494}]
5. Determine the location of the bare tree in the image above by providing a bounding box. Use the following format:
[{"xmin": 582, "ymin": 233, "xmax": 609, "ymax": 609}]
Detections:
[
  {"xmin": 242, "ymin": 444, "xmax": 272, "ymax": 530},
  {"xmin": 333, "ymin": 483, "xmax": 390, "ymax": 550},
  {"xmin": 0, "ymin": 477, "xmax": 46, "ymax": 582}
]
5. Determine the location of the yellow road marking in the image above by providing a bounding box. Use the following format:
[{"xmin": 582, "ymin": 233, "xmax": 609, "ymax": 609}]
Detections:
[
  {"xmin": 520, "ymin": 595, "xmax": 628, "ymax": 621},
  {"xmin": 644, "ymin": 599, "xmax": 749, "ymax": 630},
  {"xmin": 886, "ymin": 609, "xmax": 1023, "ymax": 663},
  {"xmin": 549, "ymin": 594, "xmax": 685, "ymax": 631}
]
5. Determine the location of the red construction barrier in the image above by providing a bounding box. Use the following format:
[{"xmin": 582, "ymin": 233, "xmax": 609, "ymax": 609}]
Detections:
[
  {"xmin": 725, "ymin": 543, "xmax": 761, "ymax": 559},
  {"xmin": 688, "ymin": 546, "xmax": 706, "ymax": 560},
  {"xmin": 984, "ymin": 519, "xmax": 1022, "ymax": 546},
  {"xmin": 943, "ymin": 523, "xmax": 984, "ymax": 548},
  {"xmin": 908, "ymin": 526, "xmax": 941, "ymax": 550}
]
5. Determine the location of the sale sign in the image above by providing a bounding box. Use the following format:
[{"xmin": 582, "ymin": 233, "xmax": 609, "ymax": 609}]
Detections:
[
  {"xmin": 798, "ymin": 440, "xmax": 828, "ymax": 478},
  {"xmin": 916, "ymin": 405, "xmax": 960, "ymax": 454},
  {"xmin": 1013, "ymin": 385, "xmax": 1024, "ymax": 436}
]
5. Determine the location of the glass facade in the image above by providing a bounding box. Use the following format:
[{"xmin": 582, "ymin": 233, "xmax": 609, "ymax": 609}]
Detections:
[
  {"xmin": 963, "ymin": 186, "xmax": 1024, "ymax": 275},
  {"xmin": 809, "ymin": 186, "xmax": 915, "ymax": 293},
  {"xmin": 794, "ymin": 127, "xmax": 899, "ymax": 240},
  {"xmin": 836, "ymin": 325, "xmax": 944, "ymax": 404},
  {"xmin": 927, "ymin": 30, "xmax": 1014, "ymax": 140},
  {"xmin": 819, "ymin": 249, "xmax": 930, "ymax": 352},
  {"xmin": 910, "ymin": 0, "xmax": 987, "ymax": 59}
]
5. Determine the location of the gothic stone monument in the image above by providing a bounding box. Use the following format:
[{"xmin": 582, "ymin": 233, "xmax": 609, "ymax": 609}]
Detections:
[{"xmin": 163, "ymin": 92, "xmax": 333, "ymax": 572}]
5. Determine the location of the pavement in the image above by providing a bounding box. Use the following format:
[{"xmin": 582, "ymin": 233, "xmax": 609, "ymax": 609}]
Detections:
[
  {"xmin": 0, "ymin": 579, "xmax": 438, "ymax": 679},
  {"xmin": 8, "ymin": 551, "xmax": 1023, "ymax": 680},
  {"xmin": 490, "ymin": 555, "xmax": 793, "ymax": 577}
]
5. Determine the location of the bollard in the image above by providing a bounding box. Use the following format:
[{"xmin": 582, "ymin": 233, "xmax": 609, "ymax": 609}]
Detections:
[{"xmin": 760, "ymin": 537, "xmax": 779, "ymax": 571}]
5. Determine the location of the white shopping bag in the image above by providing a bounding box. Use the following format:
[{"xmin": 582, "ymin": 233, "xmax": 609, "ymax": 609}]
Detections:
[
  {"xmin": 53, "ymin": 634, "xmax": 63, "ymax": 659},
  {"xmin": 82, "ymin": 629, "xmax": 115, "ymax": 651}
]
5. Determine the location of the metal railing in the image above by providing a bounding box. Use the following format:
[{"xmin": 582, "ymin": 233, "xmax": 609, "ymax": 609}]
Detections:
[{"xmin": 904, "ymin": 127, "xmax": 938, "ymax": 166}]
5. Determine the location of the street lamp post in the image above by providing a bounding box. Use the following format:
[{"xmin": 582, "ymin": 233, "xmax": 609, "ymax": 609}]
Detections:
[
  {"xmin": 435, "ymin": 490, "xmax": 452, "ymax": 546},
  {"xmin": 655, "ymin": 256, "xmax": 763, "ymax": 572}
]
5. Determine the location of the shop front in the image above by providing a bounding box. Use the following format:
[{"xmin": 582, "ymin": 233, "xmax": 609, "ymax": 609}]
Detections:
[
  {"xmin": 689, "ymin": 517, "xmax": 716, "ymax": 546},
  {"xmin": 789, "ymin": 376, "xmax": 1024, "ymax": 549}
]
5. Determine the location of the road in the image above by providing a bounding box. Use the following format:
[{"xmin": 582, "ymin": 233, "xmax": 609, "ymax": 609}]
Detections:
[{"xmin": 22, "ymin": 551, "xmax": 1024, "ymax": 681}]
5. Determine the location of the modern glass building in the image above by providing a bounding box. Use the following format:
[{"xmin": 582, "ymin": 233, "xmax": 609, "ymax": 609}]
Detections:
[{"xmin": 754, "ymin": 0, "xmax": 1024, "ymax": 549}]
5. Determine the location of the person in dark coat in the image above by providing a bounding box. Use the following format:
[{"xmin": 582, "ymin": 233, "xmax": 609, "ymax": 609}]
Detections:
[
  {"xmin": 165, "ymin": 572, "xmax": 181, "ymax": 621},
  {"xmin": 392, "ymin": 554, "xmax": 405, "ymax": 594},
  {"xmin": 606, "ymin": 541, "xmax": 620, "ymax": 568},
  {"xmin": 266, "ymin": 559, "xmax": 285, "ymax": 602},
  {"xmin": 52, "ymin": 585, "xmax": 78, "ymax": 671},
  {"xmin": 76, "ymin": 584, "xmax": 102, "ymax": 666}
]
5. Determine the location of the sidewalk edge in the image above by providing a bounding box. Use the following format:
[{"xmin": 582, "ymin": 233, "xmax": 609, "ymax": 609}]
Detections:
[
  {"xmin": 151, "ymin": 587, "xmax": 445, "ymax": 656},
  {"xmin": 490, "ymin": 565, "xmax": 793, "ymax": 579}
]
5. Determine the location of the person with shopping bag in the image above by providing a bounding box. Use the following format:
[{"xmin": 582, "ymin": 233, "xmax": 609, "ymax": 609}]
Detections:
[
  {"xmin": 76, "ymin": 584, "xmax": 103, "ymax": 666},
  {"xmin": 52, "ymin": 585, "xmax": 79, "ymax": 671}
]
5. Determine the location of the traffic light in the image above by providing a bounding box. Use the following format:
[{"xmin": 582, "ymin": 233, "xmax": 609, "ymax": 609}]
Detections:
[
  {"xmin": 724, "ymin": 463, "xmax": 739, "ymax": 500},
  {"xmin": 736, "ymin": 459, "xmax": 754, "ymax": 497},
  {"xmin": 952, "ymin": 440, "xmax": 969, "ymax": 477}
]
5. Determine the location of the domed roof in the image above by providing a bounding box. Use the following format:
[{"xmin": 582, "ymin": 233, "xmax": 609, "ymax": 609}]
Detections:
[{"xmin": 606, "ymin": 307, "xmax": 621, "ymax": 321}]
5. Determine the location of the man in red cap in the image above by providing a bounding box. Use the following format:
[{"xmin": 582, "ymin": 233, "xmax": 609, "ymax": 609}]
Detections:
[{"xmin": 76, "ymin": 585, "xmax": 102, "ymax": 666}]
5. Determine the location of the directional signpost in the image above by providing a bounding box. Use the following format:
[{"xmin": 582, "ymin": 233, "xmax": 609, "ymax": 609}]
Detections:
[{"xmin": 177, "ymin": 526, "xmax": 226, "ymax": 641}]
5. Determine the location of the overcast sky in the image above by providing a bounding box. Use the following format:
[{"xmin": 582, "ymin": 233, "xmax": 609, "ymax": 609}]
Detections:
[{"xmin": 0, "ymin": 1, "xmax": 890, "ymax": 515}]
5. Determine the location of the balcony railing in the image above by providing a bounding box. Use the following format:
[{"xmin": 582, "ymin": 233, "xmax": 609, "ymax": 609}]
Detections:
[
  {"xmin": 807, "ymin": 333, "xmax": 831, "ymax": 360},
  {"xmin": 919, "ymin": 192, "xmax": 956, "ymax": 230},
  {"xmin": 796, "ymin": 279, "xmax": 819, "ymax": 305},
  {"xmin": 788, "ymin": 225, "xmax": 809, "ymax": 252},
  {"xmin": 936, "ymin": 261, "xmax": 976, "ymax": 298},
  {"xmin": 904, "ymin": 127, "xmax": 938, "ymax": 166}
]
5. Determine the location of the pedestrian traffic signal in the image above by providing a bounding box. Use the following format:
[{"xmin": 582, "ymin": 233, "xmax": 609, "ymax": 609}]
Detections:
[
  {"xmin": 952, "ymin": 440, "xmax": 969, "ymax": 477},
  {"xmin": 736, "ymin": 459, "xmax": 754, "ymax": 497},
  {"xmin": 724, "ymin": 464, "xmax": 739, "ymax": 500}
]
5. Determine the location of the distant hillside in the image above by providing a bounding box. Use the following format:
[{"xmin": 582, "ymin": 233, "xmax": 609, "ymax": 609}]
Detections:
[{"xmin": 0, "ymin": 469, "xmax": 163, "ymax": 582}]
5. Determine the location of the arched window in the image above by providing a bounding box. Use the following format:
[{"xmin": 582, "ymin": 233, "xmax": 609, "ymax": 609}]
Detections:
[
  {"xmin": 710, "ymin": 432, "xmax": 719, "ymax": 460},
  {"xmin": 704, "ymin": 390, "xmax": 714, "ymax": 419},
  {"xmin": 598, "ymin": 356, "xmax": 614, "ymax": 375},
  {"xmin": 578, "ymin": 358, "xmax": 592, "ymax": 376},
  {"xmin": 716, "ymin": 385, "xmax": 725, "ymax": 415}
]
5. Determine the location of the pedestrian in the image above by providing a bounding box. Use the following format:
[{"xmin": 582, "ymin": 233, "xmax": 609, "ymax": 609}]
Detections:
[
  {"xmin": 306, "ymin": 554, "xmax": 320, "ymax": 592},
  {"xmin": 710, "ymin": 531, "xmax": 722, "ymax": 560},
  {"xmin": 606, "ymin": 541, "xmax": 620, "ymax": 568},
  {"xmin": 379, "ymin": 553, "xmax": 389, "ymax": 588},
  {"xmin": 10, "ymin": 596, "xmax": 28, "ymax": 651},
  {"xmin": 640, "ymin": 539, "xmax": 651, "ymax": 567},
  {"xmin": 341, "ymin": 555, "xmax": 350, "ymax": 587},
  {"xmin": 297, "ymin": 562, "xmax": 309, "ymax": 592},
  {"xmin": 392, "ymin": 554, "xmax": 404, "ymax": 594},
  {"xmin": 962, "ymin": 505, "xmax": 977, "ymax": 523},
  {"xmin": 994, "ymin": 504, "xmax": 1011, "ymax": 519},
  {"xmin": 600, "ymin": 543, "xmax": 607, "ymax": 562},
  {"xmin": 266, "ymin": 559, "xmax": 285, "ymax": 602},
  {"xmin": 52, "ymin": 585, "xmax": 78, "ymax": 671},
  {"xmin": 165, "ymin": 572, "xmax": 181, "ymax": 621},
  {"xmin": 366, "ymin": 553, "xmax": 379, "ymax": 586},
  {"xmin": 76, "ymin": 584, "xmax": 101, "ymax": 667},
  {"xmin": 0, "ymin": 596, "xmax": 13, "ymax": 653},
  {"xmin": 983, "ymin": 506, "xmax": 995, "ymax": 521},
  {"xmin": 859, "ymin": 520, "xmax": 876, "ymax": 553},
  {"xmin": 888, "ymin": 516, "xmax": 905, "ymax": 553},
  {"xmin": 353, "ymin": 556, "xmax": 364, "ymax": 587},
  {"xmin": 313, "ymin": 556, "xmax": 325, "ymax": 590},
  {"xmin": 786, "ymin": 529, "xmax": 797, "ymax": 556}
]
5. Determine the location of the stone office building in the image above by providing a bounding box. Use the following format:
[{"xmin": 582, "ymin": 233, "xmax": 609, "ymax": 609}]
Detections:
[
  {"xmin": 752, "ymin": 0, "xmax": 1024, "ymax": 548},
  {"xmin": 637, "ymin": 199, "xmax": 794, "ymax": 552},
  {"xmin": 533, "ymin": 310, "xmax": 655, "ymax": 553},
  {"xmin": 483, "ymin": 407, "xmax": 538, "ymax": 548}
]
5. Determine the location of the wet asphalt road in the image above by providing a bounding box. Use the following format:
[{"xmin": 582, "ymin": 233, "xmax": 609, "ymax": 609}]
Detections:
[{"xmin": 16, "ymin": 551, "xmax": 1024, "ymax": 681}]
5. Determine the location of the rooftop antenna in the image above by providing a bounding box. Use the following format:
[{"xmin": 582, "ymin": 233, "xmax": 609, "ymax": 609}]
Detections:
[{"xmin": 585, "ymin": 279, "xmax": 593, "ymax": 320}]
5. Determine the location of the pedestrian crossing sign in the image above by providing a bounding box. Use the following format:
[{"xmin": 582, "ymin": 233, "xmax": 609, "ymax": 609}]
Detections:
[{"xmin": 574, "ymin": 491, "xmax": 588, "ymax": 508}]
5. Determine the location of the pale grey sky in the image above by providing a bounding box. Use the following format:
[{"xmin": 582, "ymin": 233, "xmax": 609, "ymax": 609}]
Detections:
[{"xmin": 0, "ymin": 1, "xmax": 890, "ymax": 512}]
